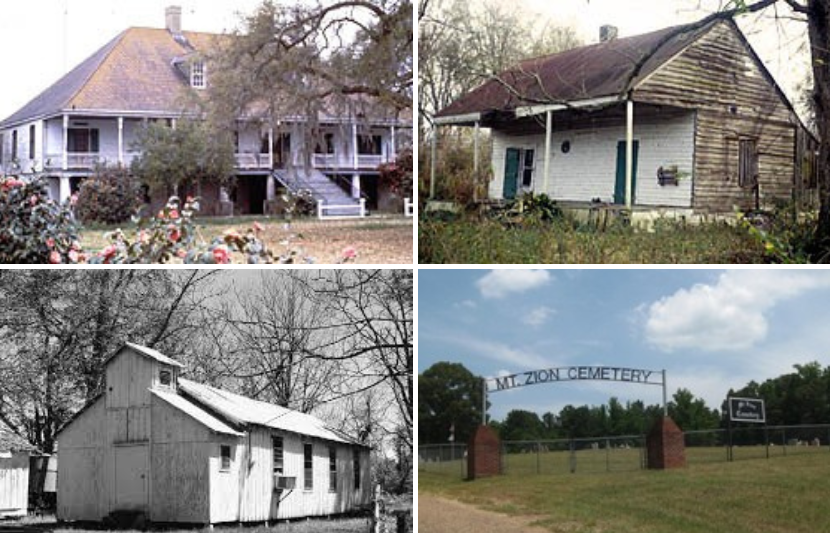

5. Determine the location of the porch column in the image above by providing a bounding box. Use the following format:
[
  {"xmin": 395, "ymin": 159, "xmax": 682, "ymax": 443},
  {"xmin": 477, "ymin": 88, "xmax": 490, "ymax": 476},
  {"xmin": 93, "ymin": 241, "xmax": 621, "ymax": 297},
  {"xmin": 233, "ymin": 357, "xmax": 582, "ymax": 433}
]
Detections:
[
  {"xmin": 473, "ymin": 121, "xmax": 480, "ymax": 174},
  {"xmin": 266, "ymin": 174, "xmax": 276, "ymax": 201},
  {"xmin": 117, "ymin": 116, "xmax": 124, "ymax": 166},
  {"xmin": 171, "ymin": 118, "xmax": 177, "ymax": 130},
  {"xmin": 351, "ymin": 174, "xmax": 361, "ymax": 199},
  {"xmin": 352, "ymin": 122, "xmax": 359, "ymax": 168},
  {"xmin": 391, "ymin": 125, "xmax": 396, "ymax": 161},
  {"xmin": 625, "ymin": 99, "xmax": 634, "ymax": 209},
  {"xmin": 59, "ymin": 175, "xmax": 71, "ymax": 203},
  {"xmin": 429, "ymin": 126, "xmax": 437, "ymax": 199},
  {"xmin": 543, "ymin": 110, "xmax": 552, "ymax": 195},
  {"xmin": 268, "ymin": 126, "xmax": 274, "ymax": 169},
  {"xmin": 62, "ymin": 114, "xmax": 68, "ymax": 170}
]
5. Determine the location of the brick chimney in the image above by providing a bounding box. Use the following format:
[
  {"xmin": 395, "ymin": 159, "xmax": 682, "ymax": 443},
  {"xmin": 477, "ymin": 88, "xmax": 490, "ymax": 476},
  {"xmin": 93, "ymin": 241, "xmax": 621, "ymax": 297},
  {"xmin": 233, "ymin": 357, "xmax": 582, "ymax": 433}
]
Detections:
[
  {"xmin": 165, "ymin": 5, "xmax": 182, "ymax": 34},
  {"xmin": 600, "ymin": 24, "xmax": 618, "ymax": 42}
]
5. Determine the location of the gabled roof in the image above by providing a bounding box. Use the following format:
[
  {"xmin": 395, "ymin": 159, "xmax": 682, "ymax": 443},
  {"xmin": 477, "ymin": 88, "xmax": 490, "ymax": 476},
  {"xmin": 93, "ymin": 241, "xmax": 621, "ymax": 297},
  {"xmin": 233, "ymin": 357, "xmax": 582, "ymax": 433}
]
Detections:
[
  {"xmin": 0, "ymin": 27, "xmax": 217, "ymax": 128},
  {"xmin": 106, "ymin": 342, "xmax": 185, "ymax": 368},
  {"xmin": 179, "ymin": 378, "xmax": 362, "ymax": 446},
  {"xmin": 151, "ymin": 389, "xmax": 243, "ymax": 436},
  {"xmin": 436, "ymin": 20, "xmax": 717, "ymax": 118},
  {"xmin": 0, "ymin": 419, "xmax": 38, "ymax": 453}
]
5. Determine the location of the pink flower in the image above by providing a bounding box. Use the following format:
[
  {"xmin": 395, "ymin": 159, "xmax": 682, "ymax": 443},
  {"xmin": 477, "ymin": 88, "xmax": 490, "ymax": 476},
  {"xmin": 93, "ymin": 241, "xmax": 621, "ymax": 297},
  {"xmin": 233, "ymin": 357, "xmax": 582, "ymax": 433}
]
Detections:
[
  {"xmin": 71, "ymin": 240, "xmax": 82, "ymax": 251},
  {"xmin": 101, "ymin": 244, "xmax": 118, "ymax": 262},
  {"xmin": 168, "ymin": 224, "xmax": 180, "ymax": 243},
  {"xmin": 212, "ymin": 244, "xmax": 230, "ymax": 264},
  {"xmin": 341, "ymin": 246, "xmax": 358, "ymax": 260},
  {"xmin": 169, "ymin": 209, "xmax": 180, "ymax": 220},
  {"xmin": 157, "ymin": 210, "xmax": 166, "ymax": 219},
  {"xmin": 46, "ymin": 238, "xmax": 55, "ymax": 249},
  {"xmin": 253, "ymin": 221, "xmax": 264, "ymax": 233},
  {"xmin": 185, "ymin": 196, "xmax": 195, "ymax": 204},
  {"xmin": 139, "ymin": 230, "xmax": 149, "ymax": 245},
  {"xmin": 176, "ymin": 248, "xmax": 187, "ymax": 259},
  {"xmin": 69, "ymin": 193, "xmax": 79, "ymax": 206},
  {"xmin": 68, "ymin": 250, "xmax": 79, "ymax": 263},
  {"xmin": 48, "ymin": 251, "xmax": 61, "ymax": 264},
  {"xmin": 30, "ymin": 194, "xmax": 39, "ymax": 206}
]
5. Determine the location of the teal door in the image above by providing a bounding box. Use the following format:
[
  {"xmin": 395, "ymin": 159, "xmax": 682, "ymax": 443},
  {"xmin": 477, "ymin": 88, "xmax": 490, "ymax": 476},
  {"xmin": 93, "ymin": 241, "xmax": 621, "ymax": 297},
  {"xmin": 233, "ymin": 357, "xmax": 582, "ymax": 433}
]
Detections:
[
  {"xmin": 614, "ymin": 140, "xmax": 639, "ymax": 205},
  {"xmin": 503, "ymin": 148, "xmax": 520, "ymax": 200}
]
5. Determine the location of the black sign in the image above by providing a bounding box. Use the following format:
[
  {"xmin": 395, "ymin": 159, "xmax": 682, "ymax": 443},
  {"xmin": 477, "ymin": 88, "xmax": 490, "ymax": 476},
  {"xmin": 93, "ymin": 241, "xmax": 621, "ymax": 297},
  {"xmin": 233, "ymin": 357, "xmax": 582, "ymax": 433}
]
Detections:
[
  {"xmin": 728, "ymin": 397, "xmax": 766, "ymax": 423},
  {"xmin": 489, "ymin": 366, "xmax": 663, "ymax": 393}
]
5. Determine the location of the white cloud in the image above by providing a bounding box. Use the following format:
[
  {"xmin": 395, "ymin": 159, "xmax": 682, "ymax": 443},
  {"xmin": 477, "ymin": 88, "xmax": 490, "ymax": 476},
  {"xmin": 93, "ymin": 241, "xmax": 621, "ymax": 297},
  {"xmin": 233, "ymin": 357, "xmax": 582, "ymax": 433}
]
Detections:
[
  {"xmin": 454, "ymin": 299, "xmax": 477, "ymax": 309},
  {"xmin": 477, "ymin": 269, "xmax": 552, "ymax": 299},
  {"xmin": 522, "ymin": 306, "xmax": 555, "ymax": 327},
  {"xmin": 644, "ymin": 270, "xmax": 830, "ymax": 352},
  {"xmin": 429, "ymin": 331, "xmax": 551, "ymax": 369}
]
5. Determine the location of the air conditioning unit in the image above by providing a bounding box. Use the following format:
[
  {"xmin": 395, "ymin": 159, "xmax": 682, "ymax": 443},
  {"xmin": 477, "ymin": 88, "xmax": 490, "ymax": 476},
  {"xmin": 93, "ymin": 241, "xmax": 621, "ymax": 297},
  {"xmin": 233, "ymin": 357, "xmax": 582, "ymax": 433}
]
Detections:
[{"xmin": 274, "ymin": 475, "xmax": 296, "ymax": 491}]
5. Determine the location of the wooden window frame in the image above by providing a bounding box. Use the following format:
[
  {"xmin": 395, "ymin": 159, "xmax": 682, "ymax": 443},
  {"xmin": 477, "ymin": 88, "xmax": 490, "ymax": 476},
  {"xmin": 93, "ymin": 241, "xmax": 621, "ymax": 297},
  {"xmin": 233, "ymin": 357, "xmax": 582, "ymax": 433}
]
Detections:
[
  {"xmin": 272, "ymin": 436, "xmax": 284, "ymax": 475},
  {"xmin": 328, "ymin": 446, "xmax": 337, "ymax": 492},
  {"xmin": 191, "ymin": 61, "xmax": 206, "ymax": 89},
  {"xmin": 521, "ymin": 148, "xmax": 536, "ymax": 189},
  {"xmin": 220, "ymin": 445, "xmax": 232, "ymax": 472},
  {"xmin": 159, "ymin": 370, "xmax": 172, "ymax": 386},
  {"xmin": 303, "ymin": 442, "xmax": 313, "ymax": 491}
]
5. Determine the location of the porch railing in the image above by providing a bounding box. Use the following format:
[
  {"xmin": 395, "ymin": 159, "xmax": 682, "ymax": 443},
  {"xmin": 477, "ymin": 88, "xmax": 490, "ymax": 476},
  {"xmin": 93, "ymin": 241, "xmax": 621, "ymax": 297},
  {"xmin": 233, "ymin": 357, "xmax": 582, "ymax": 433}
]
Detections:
[
  {"xmin": 44, "ymin": 153, "xmax": 140, "ymax": 169},
  {"xmin": 235, "ymin": 153, "xmax": 273, "ymax": 170},
  {"xmin": 311, "ymin": 153, "xmax": 389, "ymax": 169}
]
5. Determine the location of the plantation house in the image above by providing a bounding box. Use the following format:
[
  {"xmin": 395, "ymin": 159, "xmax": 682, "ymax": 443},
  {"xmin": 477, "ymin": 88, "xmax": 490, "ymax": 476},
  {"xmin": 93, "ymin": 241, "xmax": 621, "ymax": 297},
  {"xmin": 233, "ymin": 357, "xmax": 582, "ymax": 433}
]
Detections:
[
  {"xmin": 0, "ymin": 6, "xmax": 411, "ymax": 216},
  {"xmin": 56, "ymin": 343, "xmax": 371, "ymax": 525},
  {"xmin": 433, "ymin": 18, "xmax": 817, "ymax": 217}
]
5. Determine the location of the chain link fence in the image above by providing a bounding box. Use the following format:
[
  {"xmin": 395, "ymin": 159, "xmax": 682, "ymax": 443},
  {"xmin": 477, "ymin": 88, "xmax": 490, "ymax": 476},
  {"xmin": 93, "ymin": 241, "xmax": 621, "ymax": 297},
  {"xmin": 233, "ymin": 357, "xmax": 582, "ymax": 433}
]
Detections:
[{"xmin": 419, "ymin": 424, "xmax": 830, "ymax": 479}]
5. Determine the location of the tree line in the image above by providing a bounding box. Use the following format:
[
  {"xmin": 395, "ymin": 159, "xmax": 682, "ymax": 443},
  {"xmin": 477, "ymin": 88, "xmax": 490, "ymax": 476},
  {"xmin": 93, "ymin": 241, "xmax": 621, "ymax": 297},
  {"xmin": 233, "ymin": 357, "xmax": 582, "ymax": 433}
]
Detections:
[{"xmin": 419, "ymin": 361, "xmax": 830, "ymax": 445}]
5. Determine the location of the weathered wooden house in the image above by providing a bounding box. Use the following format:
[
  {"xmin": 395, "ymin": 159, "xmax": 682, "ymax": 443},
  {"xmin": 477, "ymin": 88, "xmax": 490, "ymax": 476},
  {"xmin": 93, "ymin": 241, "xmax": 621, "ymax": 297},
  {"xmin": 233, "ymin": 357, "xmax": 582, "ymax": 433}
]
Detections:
[
  {"xmin": 56, "ymin": 343, "xmax": 371, "ymax": 525},
  {"xmin": 434, "ymin": 18, "xmax": 817, "ymax": 214},
  {"xmin": 0, "ymin": 419, "xmax": 37, "ymax": 518},
  {"xmin": 0, "ymin": 6, "xmax": 410, "ymax": 216}
]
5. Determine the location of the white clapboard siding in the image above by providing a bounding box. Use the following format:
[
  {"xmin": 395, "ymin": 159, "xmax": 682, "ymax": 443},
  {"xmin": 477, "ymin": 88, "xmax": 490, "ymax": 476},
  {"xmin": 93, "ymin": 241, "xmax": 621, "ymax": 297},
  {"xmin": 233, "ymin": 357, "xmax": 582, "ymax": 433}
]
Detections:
[
  {"xmin": 57, "ymin": 399, "xmax": 107, "ymax": 521},
  {"xmin": 490, "ymin": 111, "xmax": 695, "ymax": 207},
  {"xmin": 0, "ymin": 453, "xmax": 30, "ymax": 517}
]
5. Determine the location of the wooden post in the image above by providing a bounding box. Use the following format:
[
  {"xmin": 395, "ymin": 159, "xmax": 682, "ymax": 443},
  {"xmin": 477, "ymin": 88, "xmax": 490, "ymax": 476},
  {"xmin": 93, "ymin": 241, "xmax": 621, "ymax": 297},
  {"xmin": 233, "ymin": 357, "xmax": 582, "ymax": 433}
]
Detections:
[
  {"xmin": 543, "ymin": 110, "xmax": 552, "ymax": 195},
  {"xmin": 268, "ymin": 125, "xmax": 274, "ymax": 169},
  {"xmin": 391, "ymin": 125, "xmax": 396, "ymax": 161},
  {"xmin": 352, "ymin": 123, "xmax": 358, "ymax": 169},
  {"xmin": 373, "ymin": 484, "xmax": 381, "ymax": 533},
  {"xmin": 117, "ymin": 116, "xmax": 124, "ymax": 166},
  {"xmin": 473, "ymin": 121, "xmax": 480, "ymax": 203},
  {"xmin": 429, "ymin": 127, "xmax": 437, "ymax": 199},
  {"xmin": 625, "ymin": 99, "xmax": 634, "ymax": 209},
  {"xmin": 62, "ymin": 114, "xmax": 68, "ymax": 170}
]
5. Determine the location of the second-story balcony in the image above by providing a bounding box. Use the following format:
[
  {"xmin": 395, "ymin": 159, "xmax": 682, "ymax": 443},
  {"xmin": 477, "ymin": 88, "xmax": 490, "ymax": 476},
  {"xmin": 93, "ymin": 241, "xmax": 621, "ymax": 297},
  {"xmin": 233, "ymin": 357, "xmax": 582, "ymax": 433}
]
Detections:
[
  {"xmin": 311, "ymin": 153, "xmax": 390, "ymax": 170},
  {"xmin": 235, "ymin": 153, "xmax": 273, "ymax": 170},
  {"xmin": 45, "ymin": 152, "xmax": 141, "ymax": 170}
]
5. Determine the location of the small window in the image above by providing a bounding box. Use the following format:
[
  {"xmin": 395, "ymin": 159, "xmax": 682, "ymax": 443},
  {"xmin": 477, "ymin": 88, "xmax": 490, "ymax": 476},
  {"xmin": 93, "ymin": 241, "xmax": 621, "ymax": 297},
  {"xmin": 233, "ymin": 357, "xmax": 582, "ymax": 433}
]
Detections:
[
  {"xmin": 159, "ymin": 370, "xmax": 171, "ymax": 386},
  {"xmin": 29, "ymin": 125, "xmax": 35, "ymax": 160},
  {"xmin": 191, "ymin": 61, "xmax": 206, "ymax": 89},
  {"xmin": 521, "ymin": 149, "xmax": 535, "ymax": 188},
  {"xmin": 272, "ymin": 436, "xmax": 284, "ymax": 475},
  {"xmin": 358, "ymin": 134, "xmax": 383, "ymax": 155},
  {"xmin": 314, "ymin": 133, "xmax": 334, "ymax": 154},
  {"xmin": 353, "ymin": 449, "xmax": 360, "ymax": 490},
  {"xmin": 220, "ymin": 445, "xmax": 231, "ymax": 471},
  {"xmin": 738, "ymin": 139, "xmax": 758, "ymax": 188},
  {"xmin": 329, "ymin": 447, "xmax": 337, "ymax": 492},
  {"xmin": 304, "ymin": 443, "xmax": 313, "ymax": 491}
]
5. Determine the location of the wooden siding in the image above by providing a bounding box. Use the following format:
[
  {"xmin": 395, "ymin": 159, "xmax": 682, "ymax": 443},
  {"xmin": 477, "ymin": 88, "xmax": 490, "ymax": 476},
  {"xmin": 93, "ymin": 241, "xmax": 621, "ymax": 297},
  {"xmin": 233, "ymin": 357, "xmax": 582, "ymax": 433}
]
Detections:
[
  {"xmin": 150, "ymin": 394, "xmax": 213, "ymax": 523},
  {"xmin": 489, "ymin": 111, "xmax": 695, "ymax": 207},
  {"xmin": 57, "ymin": 399, "xmax": 107, "ymax": 521},
  {"xmin": 634, "ymin": 21, "xmax": 797, "ymax": 212},
  {"xmin": 0, "ymin": 453, "xmax": 30, "ymax": 517}
]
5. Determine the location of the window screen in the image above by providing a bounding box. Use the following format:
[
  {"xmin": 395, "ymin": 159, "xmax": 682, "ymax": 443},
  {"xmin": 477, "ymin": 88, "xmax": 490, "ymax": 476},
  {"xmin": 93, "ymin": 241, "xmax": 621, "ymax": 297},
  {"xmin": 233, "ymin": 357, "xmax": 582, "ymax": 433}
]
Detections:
[
  {"xmin": 304, "ymin": 443, "xmax": 313, "ymax": 490},
  {"xmin": 220, "ymin": 445, "xmax": 231, "ymax": 471},
  {"xmin": 329, "ymin": 447, "xmax": 337, "ymax": 492},
  {"xmin": 272, "ymin": 436, "xmax": 284, "ymax": 475}
]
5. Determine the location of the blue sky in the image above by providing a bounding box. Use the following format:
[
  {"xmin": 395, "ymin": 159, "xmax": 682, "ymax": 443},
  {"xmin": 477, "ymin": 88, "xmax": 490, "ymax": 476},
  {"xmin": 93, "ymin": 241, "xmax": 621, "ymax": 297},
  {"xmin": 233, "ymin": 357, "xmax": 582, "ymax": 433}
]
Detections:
[{"xmin": 418, "ymin": 269, "xmax": 830, "ymax": 422}]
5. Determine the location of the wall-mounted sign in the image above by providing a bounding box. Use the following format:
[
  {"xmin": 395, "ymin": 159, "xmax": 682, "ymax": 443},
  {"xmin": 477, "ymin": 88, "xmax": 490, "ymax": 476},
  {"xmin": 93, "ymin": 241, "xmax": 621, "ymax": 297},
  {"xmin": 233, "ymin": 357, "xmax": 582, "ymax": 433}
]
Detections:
[{"xmin": 728, "ymin": 397, "xmax": 766, "ymax": 423}]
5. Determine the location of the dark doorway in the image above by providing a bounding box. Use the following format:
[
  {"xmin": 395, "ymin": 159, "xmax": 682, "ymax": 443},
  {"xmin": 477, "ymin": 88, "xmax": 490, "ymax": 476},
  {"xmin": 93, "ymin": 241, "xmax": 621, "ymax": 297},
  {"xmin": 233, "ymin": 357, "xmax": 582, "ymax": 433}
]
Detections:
[
  {"xmin": 236, "ymin": 176, "xmax": 267, "ymax": 214},
  {"xmin": 614, "ymin": 140, "xmax": 639, "ymax": 205}
]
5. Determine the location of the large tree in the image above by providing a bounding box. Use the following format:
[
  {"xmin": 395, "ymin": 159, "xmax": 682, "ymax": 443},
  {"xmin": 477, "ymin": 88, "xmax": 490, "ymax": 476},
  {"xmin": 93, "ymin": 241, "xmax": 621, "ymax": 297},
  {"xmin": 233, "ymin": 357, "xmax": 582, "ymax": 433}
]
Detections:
[{"xmin": 418, "ymin": 361, "xmax": 483, "ymax": 445}]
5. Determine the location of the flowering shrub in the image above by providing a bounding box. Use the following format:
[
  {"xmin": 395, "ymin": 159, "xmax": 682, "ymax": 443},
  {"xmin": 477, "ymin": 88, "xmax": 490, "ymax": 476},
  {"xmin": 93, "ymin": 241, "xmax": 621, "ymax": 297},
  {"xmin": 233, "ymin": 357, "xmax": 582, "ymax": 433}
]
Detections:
[
  {"xmin": 280, "ymin": 188, "xmax": 317, "ymax": 219},
  {"xmin": 0, "ymin": 176, "xmax": 87, "ymax": 264},
  {"xmin": 75, "ymin": 166, "xmax": 141, "ymax": 224},
  {"xmin": 379, "ymin": 148, "xmax": 413, "ymax": 199}
]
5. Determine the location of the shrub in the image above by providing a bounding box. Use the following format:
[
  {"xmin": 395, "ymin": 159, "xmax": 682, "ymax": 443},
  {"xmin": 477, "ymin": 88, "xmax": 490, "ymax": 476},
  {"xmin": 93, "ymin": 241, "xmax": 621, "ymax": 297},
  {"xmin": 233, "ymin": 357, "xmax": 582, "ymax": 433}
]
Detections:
[
  {"xmin": 280, "ymin": 189, "xmax": 317, "ymax": 219},
  {"xmin": 379, "ymin": 148, "xmax": 413, "ymax": 199},
  {"xmin": 0, "ymin": 176, "xmax": 87, "ymax": 264},
  {"xmin": 75, "ymin": 166, "xmax": 141, "ymax": 224}
]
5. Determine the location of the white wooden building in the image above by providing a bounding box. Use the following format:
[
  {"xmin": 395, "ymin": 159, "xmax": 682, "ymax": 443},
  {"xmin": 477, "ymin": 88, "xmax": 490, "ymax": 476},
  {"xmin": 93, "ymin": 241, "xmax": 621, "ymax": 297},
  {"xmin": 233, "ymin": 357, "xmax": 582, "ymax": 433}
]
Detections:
[
  {"xmin": 0, "ymin": 420, "xmax": 37, "ymax": 518},
  {"xmin": 56, "ymin": 343, "xmax": 371, "ymax": 525}
]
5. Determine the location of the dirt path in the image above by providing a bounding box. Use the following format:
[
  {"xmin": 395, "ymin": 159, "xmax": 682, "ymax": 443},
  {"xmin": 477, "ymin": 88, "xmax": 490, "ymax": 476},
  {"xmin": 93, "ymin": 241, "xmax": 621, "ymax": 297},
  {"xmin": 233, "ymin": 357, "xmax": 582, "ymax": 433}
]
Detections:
[{"xmin": 419, "ymin": 495, "xmax": 550, "ymax": 533}]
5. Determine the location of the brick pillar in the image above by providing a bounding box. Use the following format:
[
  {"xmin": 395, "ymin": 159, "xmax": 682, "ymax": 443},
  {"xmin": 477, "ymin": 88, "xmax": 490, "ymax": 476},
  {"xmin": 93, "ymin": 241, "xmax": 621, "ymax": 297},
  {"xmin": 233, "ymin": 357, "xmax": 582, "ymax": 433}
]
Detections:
[
  {"xmin": 467, "ymin": 425, "xmax": 501, "ymax": 480},
  {"xmin": 646, "ymin": 416, "xmax": 686, "ymax": 469}
]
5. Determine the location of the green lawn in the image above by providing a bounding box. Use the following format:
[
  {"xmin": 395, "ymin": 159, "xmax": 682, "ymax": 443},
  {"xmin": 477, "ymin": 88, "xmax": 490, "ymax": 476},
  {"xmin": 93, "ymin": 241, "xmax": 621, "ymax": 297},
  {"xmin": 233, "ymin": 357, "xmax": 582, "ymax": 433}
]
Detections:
[
  {"xmin": 418, "ymin": 216, "xmax": 772, "ymax": 264},
  {"xmin": 420, "ymin": 450, "xmax": 830, "ymax": 533}
]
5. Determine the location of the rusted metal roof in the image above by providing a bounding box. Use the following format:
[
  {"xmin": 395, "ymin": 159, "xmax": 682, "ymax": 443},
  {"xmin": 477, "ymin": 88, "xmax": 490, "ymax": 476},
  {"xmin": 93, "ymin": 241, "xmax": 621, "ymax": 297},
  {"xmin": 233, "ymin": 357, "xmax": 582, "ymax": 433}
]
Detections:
[
  {"xmin": 0, "ymin": 420, "xmax": 37, "ymax": 453},
  {"xmin": 436, "ymin": 21, "xmax": 716, "ymax": 118},
  {"xmin": 179, "ymin": 378, "xmax": 362, "ymax": 446},
  {"xmin": 151, "ymin": 389, "xmax": 243, "ymax": 436}
]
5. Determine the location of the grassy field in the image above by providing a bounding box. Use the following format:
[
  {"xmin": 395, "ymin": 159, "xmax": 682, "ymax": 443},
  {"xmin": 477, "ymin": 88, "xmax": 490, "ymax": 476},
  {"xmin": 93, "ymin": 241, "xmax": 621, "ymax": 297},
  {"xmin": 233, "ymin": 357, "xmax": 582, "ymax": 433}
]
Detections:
[
  {"xmin": 420, "ymin": 450, "xmax": 830, "ymax": 533},
  {"xmin": 418, "ymin": 216, "xmax": 771, "ymax": 264},
  {"xmin": 79, "ymin": 216, "xmax": 413, "ymax": 264},
  {"xmin": 0, "ymin": 516, "xmax": 370, "ymax": 533}
]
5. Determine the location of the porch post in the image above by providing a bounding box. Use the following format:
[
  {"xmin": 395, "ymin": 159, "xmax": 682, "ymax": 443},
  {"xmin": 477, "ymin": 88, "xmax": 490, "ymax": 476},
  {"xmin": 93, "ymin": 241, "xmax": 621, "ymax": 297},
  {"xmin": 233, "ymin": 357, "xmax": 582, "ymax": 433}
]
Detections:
[
  {"xmin": 543, "ymin": 110, "xmax": 552, "ymax": 195},
  {"xmin": 352, "ymin": 122, "xmax": 359, "ymax": 168},
  {"xmin": 473, "ymin": 121, "xmax": 480, "ymax": 174},
  {"xmin": 390, "ymin": 125, "xmax": 396, "ymax": 161},
  {"xmin": 429, "ymin": 126, "xmax": 437, "ymax": 199},
  {"xmin": 62, "ymin": 114, "xmax": 68, "ymax": 170},
  {"xmin": 351, "ymin": 174, "xmax": 361, "ymax": 199},
  {"xmin": 59, "ymin": 176, "xmax": 71, "ymax": 203},
  {"xmin": 117, "ymin": 116, "xmax": 124, "ymax": 166},
  {"xmin": 268, "ymin": 126, "xmax": 274, "ymax": 169},
  {"xmin": 625, "ymin": 98, "xmax": 634, "ymax": 209}
]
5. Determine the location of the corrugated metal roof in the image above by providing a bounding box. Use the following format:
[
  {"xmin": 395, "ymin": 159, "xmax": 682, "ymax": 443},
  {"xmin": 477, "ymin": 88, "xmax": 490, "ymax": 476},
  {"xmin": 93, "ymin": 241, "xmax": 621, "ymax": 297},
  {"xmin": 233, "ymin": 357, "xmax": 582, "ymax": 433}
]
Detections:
[
  {"xmin": 179, "ymin": 378, "xmax": 360, "ymax": 445},
  {"xmin": 436, "ymin": 21, "xmax": 716, "ymax": 118},
  {"xmin": 0, "ymin": 420, "xmax": 38, "ymax": 453},
  {"xmin": 151, "ymin": 389, "xmax": 243, "ymax": 436},
  {"xmin": 120, "ymin": 342, "xmax": 185, "ymax": 368}
]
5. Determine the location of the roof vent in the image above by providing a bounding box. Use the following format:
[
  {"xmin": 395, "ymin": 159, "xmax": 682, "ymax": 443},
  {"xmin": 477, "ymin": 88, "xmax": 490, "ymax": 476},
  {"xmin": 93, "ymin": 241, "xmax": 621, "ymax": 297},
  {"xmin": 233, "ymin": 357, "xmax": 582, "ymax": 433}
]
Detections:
[
  {"xmin": 166, "ymin": 5, "xmax": 182, "ymax": 34},
  {"xmin": 600, "ymin": 25, "xmax": 618, "ymax": 42}
]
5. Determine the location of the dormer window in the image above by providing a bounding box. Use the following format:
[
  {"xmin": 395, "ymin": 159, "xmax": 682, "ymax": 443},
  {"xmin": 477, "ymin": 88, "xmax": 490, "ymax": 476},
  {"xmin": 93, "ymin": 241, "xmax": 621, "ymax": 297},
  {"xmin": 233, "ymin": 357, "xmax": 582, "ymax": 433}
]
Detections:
[
  {"xmin": 159, "ymin": 369, "xmax": 172, "ymax": 386},
  {"xmin": 191, "ymin": 61, "xmax": 206, "ymax": 89}
]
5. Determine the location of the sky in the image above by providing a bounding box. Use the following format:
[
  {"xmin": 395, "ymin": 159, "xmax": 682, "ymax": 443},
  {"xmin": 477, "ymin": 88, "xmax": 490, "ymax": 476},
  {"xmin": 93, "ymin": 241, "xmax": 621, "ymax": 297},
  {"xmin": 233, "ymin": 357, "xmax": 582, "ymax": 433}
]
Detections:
[
  {"xmin": 0, "ymin": 0, "xmax": 266, "ymax": 121},
  {"xmin": 418, "ymin": 269, "xmax": 830, "ymax": 422}
]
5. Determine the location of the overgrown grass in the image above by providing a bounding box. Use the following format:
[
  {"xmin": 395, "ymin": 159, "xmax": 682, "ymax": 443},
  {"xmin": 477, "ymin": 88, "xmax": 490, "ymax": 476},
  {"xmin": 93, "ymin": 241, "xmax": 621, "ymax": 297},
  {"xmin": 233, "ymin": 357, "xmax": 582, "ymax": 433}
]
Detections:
[
  {"xmin": 420, "ymin": 452, "xmax": 830, "ymax": 533},
  {"xmin": 3, "ymin": 516, "xmax": 370, "ymax": 533},
  {"xmin": 419, "ymin": 215, "xmax": 773, "ymax": 264}
]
